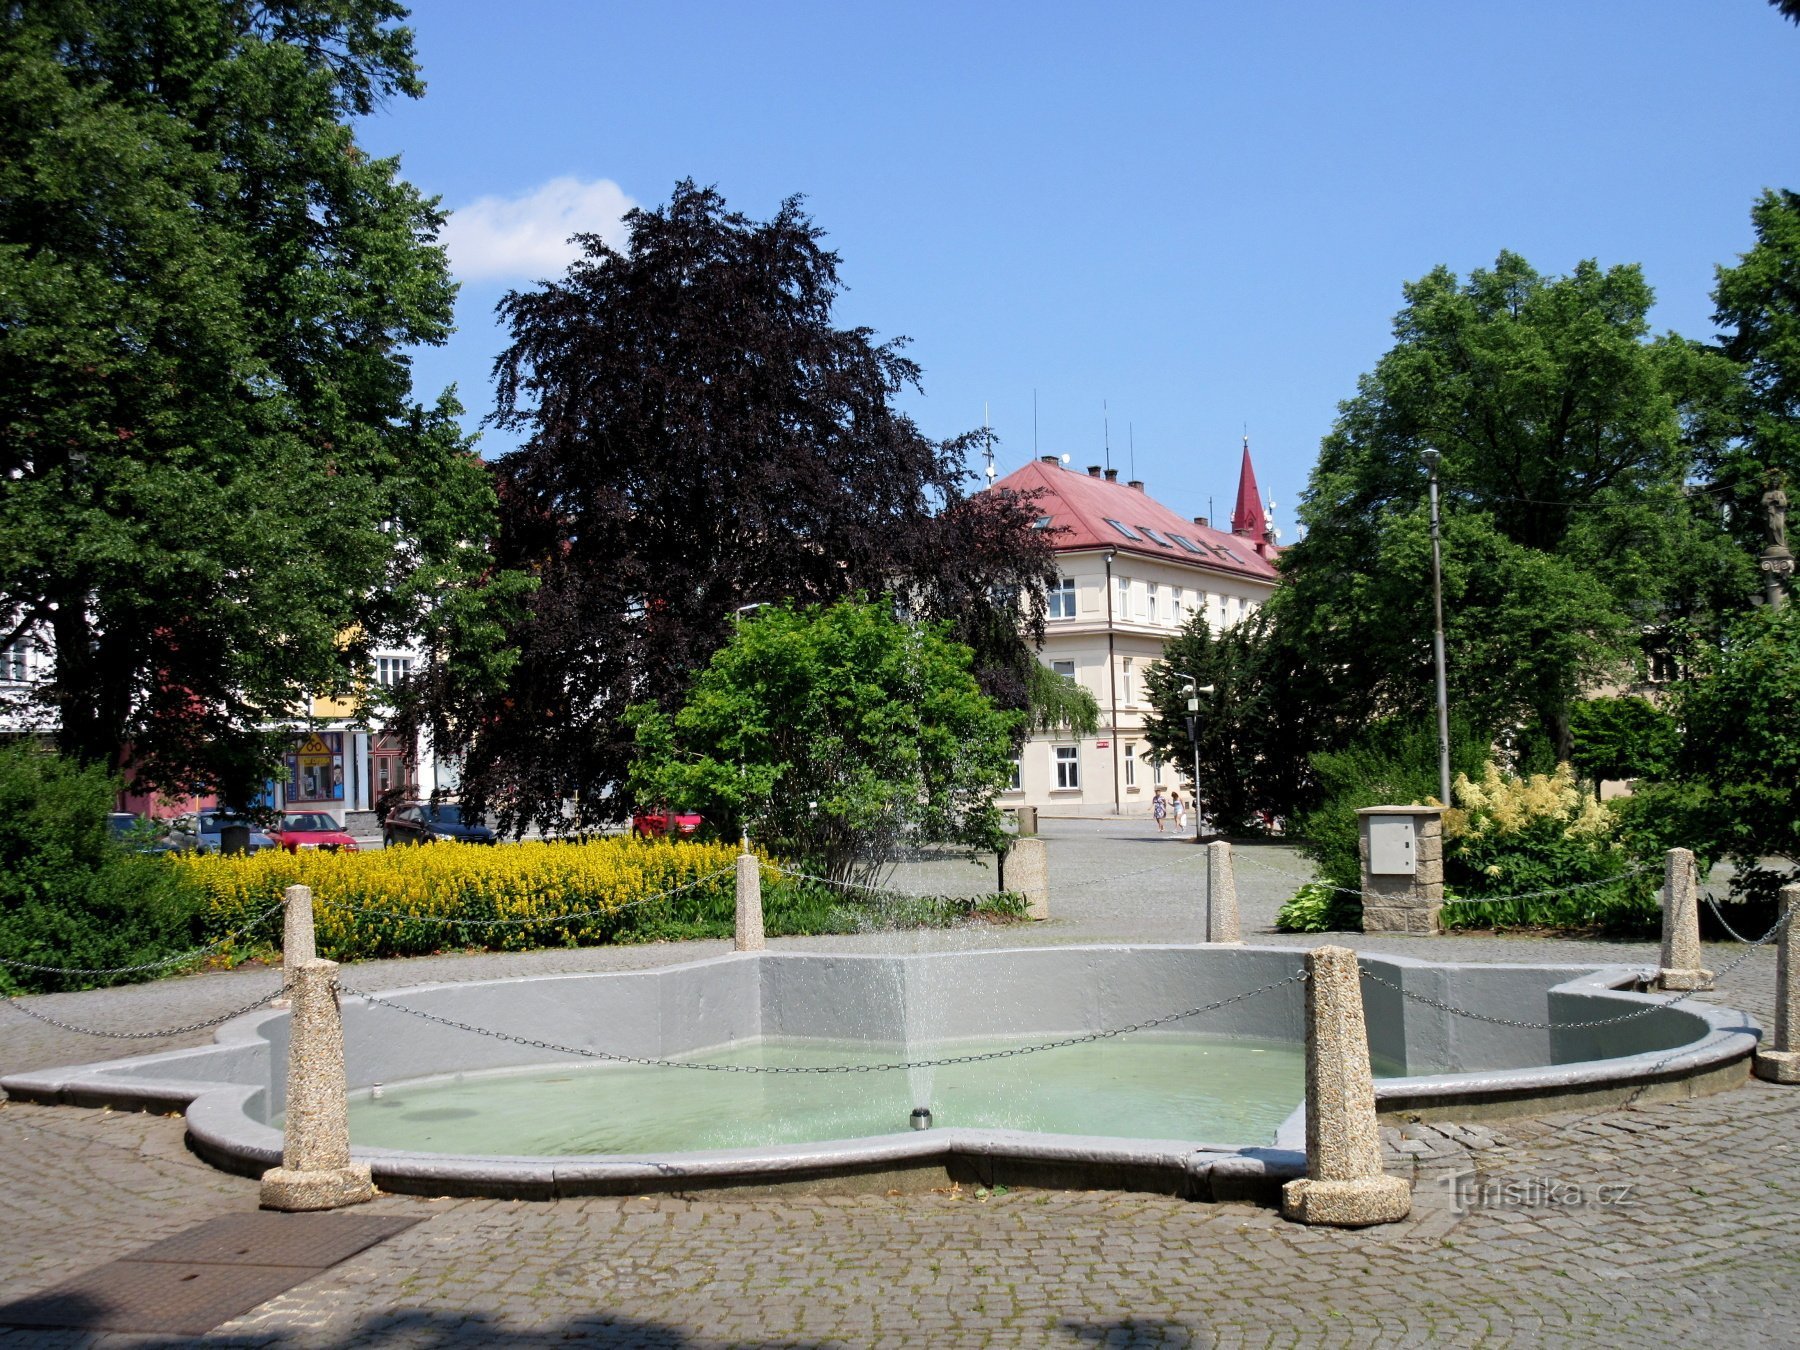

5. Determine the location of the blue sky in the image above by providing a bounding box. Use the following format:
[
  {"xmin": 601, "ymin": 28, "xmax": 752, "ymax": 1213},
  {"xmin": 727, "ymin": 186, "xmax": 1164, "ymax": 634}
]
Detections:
[{"xmin": 361, "ymin": 1, "xmax": 1800, "ymax": 540}]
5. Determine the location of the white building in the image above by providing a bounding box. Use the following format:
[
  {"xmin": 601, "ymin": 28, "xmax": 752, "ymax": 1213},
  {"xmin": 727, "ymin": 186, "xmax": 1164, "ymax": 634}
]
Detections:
[{"xmin": 994, "ymin": 446, "xmax": 1280, "ymax": 816}]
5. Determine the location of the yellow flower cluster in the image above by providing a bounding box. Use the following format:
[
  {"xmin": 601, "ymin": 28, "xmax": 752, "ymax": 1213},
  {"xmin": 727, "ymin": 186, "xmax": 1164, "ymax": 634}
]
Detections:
[
  {"xmin": 171, "ymin": 837, "xmax": 757, "ymax": 961},
  {"xmin": 1443, "ymin": 762, "xmax": 1612, "ymax": 842}
]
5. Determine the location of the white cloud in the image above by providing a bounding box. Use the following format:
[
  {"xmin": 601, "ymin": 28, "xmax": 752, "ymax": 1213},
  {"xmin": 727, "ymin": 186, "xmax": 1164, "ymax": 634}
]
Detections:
[{"xmin": 441, "ymin": 177, "xmax": 637, "ymax": 282}]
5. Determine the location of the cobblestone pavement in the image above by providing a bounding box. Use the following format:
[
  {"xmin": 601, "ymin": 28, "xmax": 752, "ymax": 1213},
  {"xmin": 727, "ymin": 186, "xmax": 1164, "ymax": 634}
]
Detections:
[{"xmin": 3, "ymin": 821, "xmax": 1795, "ymax": 1347}]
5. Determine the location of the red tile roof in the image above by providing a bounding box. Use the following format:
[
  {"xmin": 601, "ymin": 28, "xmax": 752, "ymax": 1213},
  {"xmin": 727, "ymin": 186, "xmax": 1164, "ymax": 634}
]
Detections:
[{"xmin": 992, "ymin": 459, "xmax": 1279, "ymax": 581}]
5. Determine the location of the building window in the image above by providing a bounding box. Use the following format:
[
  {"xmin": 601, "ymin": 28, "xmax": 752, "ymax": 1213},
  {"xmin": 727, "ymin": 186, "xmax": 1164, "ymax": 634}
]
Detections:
[
  {"xmin": 1116, "ymin": 575, "xmax": 1130, "ymax": 619},
  {"xmin": 1, "ymin": 640, "xmax": 27, "ymax": 683},
  {"xmin": 1172, "ymin": 587, "xmax": 1185, "ymax": 625},
  {"xmin": 1008, "ymin": 757, "xmax": 1022, "ymax": 792},
  {"xmin": 1048, "ymin": 577, "xmax": 1077, "ymax": 619},
  {"xmin": 1124, "ymin": 742, "xmax": 1137, "ymax": 788},
  {"xmin": 375, "ymin": 656, "xmax": 414, "ymax": 687},
  {"xmin": 1121, "ymin": 657, "xmax": 1134, "ymax": 705},
  {"xmin": 1051, "ymin": 658, "xmax": 1076, "ymax": 680},
  {"xmin": 1055, "ymin": 745, "xmax": 1080, "ymax": 790},
  {"xmin": 1103, "ymin": 518, "xmax": 1141, "ymax": 541},
  {"xmin": 1152, "ymin": 756, "xmax": 1167, "ymax": 787},
  {"xmin": 1146, "ymin": 582, "xmax": 1158, "ymax": 624}
]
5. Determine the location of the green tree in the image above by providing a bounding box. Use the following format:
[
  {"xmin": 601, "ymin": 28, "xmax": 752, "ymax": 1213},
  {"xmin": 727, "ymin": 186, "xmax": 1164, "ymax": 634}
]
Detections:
[
  {"xmin": 423, "ymin": 182, "xmax": 1052, "ymax": 834},
  {"xmin": 626, "ymin": 599, "xmax": 1020, "ymax": 887},
  {"xmin": 1669, "ymin": 604, "xmax": 1800, "ymax": 901},
  {"xmin": 1712, "ymin": 188, "xmax": 1800, "ymax": 551},
  {"xmin": 1270, "ymin": 252, "xmax": 1743, "ymax": 790},
  {"xmin": 0, "ymin": 2, "xmax": 502, "ymax": 805},
  {"xmin": 1568, "ymin": 694, "xmax": 1679, "ymax": 792}
]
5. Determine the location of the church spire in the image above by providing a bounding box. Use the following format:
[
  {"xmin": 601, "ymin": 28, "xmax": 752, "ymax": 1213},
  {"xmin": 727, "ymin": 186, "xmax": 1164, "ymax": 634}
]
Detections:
[{"xmin": 1231, "ymin": 434, "xmax": 1268, "ymax": 546}]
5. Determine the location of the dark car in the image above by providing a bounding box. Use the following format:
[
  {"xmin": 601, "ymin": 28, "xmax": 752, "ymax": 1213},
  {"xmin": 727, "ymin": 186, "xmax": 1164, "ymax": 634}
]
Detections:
[
  {"xmin": 383, "ymin": 801, "xmax": 496, "ymax": 847},
  {"xmin": 107, "ymin": 812, "xmax": 200, "ymax": 855}
]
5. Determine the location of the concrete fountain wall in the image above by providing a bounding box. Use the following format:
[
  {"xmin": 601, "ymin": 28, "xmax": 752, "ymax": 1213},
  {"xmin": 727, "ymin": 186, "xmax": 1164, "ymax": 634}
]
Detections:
[{"xmin": 1, "ymin": 946, "xmax": 1759, "ymax": 1201}]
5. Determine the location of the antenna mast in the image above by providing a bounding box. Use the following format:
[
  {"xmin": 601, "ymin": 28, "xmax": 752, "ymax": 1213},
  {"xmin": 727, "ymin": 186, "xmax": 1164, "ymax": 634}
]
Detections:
[
  {"xmin": 1104, "ymin": 400, "xmax": 1110, "ymax": 473},
  {"xmin": 982, "ymin": 401, "xmax": 996, "ymax": 485}
]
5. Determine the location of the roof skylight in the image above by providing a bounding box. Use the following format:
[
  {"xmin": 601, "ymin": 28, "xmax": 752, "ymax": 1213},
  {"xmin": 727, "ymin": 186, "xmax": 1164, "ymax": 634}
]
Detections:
[
  {"xmin": 1138, "ymin": 526, "xmax": 1172, "ymax": 547},
  {"xmin": 1168, "ymin": 534, "xmax": 1206, "ymax": 554},
  {"xmin": 1102, "ymin": 518, "xmax": 1141, "ymax": 541}
]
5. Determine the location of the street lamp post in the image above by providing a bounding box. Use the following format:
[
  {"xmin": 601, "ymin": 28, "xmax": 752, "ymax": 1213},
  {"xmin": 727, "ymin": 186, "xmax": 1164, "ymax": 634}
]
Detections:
[
  {"xmin": 1180, "ymin": 675, "xmax": 1215, "ymax": 845},
  {"xmin": 1422, "ymin": 448, "xmax": 1452, "ymax": 807}
]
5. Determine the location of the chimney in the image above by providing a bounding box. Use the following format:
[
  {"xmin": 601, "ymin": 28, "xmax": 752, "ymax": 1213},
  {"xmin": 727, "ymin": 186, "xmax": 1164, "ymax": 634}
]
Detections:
[
  {"xmin": 1104, "ymin": 468, "xmax": 1119, "ymax": 482},
  {"xmin": 1087, "ymin": 465, "xmax": 1103, "ymax": 478},
  {"xmin": 1039, "ymin": 455, "xmax": 1059, "ymax": 465},
  {"xmin": 1193, "ymin": 516, "xmax": 1209, "ymax": 529},
  {"xmin": 1128, "ymin": 480, "xmax": 1144, "ymax": 493}
]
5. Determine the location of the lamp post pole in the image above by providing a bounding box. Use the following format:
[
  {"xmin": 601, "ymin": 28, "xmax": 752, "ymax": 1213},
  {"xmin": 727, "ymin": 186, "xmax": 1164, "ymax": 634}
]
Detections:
[
  {"xmin": 1180, "ymin": 675, "xmax": 1215, "ymax": 845},
  {"xmin": 1422, "ymin": 449, "xmax": 1452, "ymax": 807}
]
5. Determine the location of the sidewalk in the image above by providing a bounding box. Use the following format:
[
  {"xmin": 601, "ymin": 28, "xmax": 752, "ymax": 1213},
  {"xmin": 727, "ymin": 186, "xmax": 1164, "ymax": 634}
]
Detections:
[{"xmin": 1, "ymin": 821, "xmax": 1794, "ymax": 1346}]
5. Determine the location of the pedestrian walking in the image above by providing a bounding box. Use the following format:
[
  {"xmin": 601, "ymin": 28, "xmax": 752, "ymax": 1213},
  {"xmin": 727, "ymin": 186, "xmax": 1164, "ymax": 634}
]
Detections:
[
  {"xmin": 1173, "ymin": 791, "xmax": 1188, "ymax": 831},
  {"xmin": 1152, "ymin": 789, "xmax": 1168, "ymax": 832}
]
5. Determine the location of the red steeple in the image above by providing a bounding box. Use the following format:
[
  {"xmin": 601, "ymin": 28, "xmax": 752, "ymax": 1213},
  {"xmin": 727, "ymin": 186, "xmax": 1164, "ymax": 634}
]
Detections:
[{"xmin": 1230, "ymin": 436, "xmax": 1267, "ymax": 547}]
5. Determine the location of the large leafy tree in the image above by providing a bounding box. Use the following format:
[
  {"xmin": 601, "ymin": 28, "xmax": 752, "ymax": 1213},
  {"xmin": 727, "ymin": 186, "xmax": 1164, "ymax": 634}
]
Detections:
[
  {"xmin": 1268, "ymin": 253, "xmax": 1744, "ymax": 795},
  {"xmin": 1712, "ymin": 188, "xmax": 1800, "ymax": 544},
  {"xmin": 626, "ymin": 599, "xmax": 1019, "ymax": 886},
  {"xmin": 1670, "ymin": 604, "xmax": 1800, "ymax": 900},
  {"xmin": 0, "ymin": 1, "xmax": 498, "ymax": 805},
  {"xmin": 426, "ymin": 182, "xmax": 1053, "ymax": 834}
]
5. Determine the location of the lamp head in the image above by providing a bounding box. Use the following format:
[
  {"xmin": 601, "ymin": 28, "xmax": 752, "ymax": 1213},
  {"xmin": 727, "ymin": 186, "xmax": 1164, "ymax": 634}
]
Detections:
[{"xmin": 1421, "ymin": 448, "xmax": 1442, "ymax": 472}]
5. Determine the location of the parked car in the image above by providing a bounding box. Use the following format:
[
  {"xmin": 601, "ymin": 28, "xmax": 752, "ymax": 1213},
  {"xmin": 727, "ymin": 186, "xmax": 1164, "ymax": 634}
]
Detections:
[
  {"xmin": 271, "ymin": 811, "xmax": 359, "ymax": 853},
  {"xmin": 193, "ymin": 809, "xmax": 277, "ymax": 854},
  {"xmin": 106, "ymin": 812, "xmax": 200, "ymax": 855},
  {"xmin": 383, "ymin": 801, "xmax": 496, "ymax": 847},
  {"xmin": 631, "ymin": 807, "xmax": 704, "ymax": 839}
]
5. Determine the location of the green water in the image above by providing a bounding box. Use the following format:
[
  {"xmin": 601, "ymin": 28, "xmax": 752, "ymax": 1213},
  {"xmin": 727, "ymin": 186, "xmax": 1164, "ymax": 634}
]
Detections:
[{"xmin": 338, "ymin": 1033, "xmax": 1311, "ymax": 1155}]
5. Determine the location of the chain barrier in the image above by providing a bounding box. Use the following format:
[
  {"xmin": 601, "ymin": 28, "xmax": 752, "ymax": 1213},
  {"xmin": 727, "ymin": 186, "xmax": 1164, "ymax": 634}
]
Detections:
[
  {"xmin": 1704, "ymin": 893, "xmax": 1759, "ymax": 944},
  {"xmin": 1, "ymin": 980, "xmax": 289, "ymax": 1039},
  {"xmin": 0, "ymin": 899, "xmax": 287, "ymax": 978},
  {"xmin": 1245, "ymin": 860, "xmax": 1665, "ymax": 906},
  {"xmin": 1358, "ymin": 901, "xmax": 1794, "ymax": 1033},
  {"xmin": 768, "ymin": 865, "xmax": 1011, "ymax": 906},
  {"xmin": 328, "ymin": 865, "xmax": 737, "ymax": 928},
  {"xmin": 336, "ymin": 969, "xmax": 1309, "ymax": 1075}
]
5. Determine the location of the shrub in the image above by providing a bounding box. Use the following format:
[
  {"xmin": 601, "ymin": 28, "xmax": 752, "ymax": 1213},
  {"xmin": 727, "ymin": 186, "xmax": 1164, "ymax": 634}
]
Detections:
[
  {"xmin": 0, "ymin": 745, "xmax": 206, "ymax": 993},
  {"xmin": 1274, "ymin": 881, "xmax": 1361, "ymax": 934},
  {"xmin": 170, "ymin": 838, "xmax": 1030, "ymax": 961},
  {"xmin": 1439, "ymin": 762, "xmax": 1657, "ymax": 936}
]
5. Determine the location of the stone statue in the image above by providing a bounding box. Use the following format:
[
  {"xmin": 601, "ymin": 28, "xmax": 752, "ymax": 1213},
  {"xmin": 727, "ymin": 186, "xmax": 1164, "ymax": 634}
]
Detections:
[{"xmin": 1765, "ymin": 484, "xmax": 1789, "ymax": 553}]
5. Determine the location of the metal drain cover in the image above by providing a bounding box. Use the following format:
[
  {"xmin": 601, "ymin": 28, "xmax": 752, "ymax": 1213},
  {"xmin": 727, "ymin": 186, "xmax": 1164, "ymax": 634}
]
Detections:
[{"xmin": 0, "ymin": 1211, "xmax": 418, "ymax": 1335}]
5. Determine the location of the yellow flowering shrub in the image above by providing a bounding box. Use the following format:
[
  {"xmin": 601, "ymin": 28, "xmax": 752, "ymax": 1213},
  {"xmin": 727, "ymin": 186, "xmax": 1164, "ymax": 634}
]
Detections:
[
  {"xmin": 171, "ymin": 837, "xmax": 758, "ymax": 961},
  {"xmin": 1444, "ymin": 762, "xmax": 1614, "ymax": 845},
  {"xmin": 1438, "ymin": 761, "xmax": 1655, "ymax": 934}
]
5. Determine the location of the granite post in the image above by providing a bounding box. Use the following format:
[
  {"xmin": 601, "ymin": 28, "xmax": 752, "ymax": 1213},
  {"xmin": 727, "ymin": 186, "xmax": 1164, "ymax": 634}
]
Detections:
[
  {"xmin": 735, "ymin": 852, "xmax": 765, "ymax": 952},
  {"xmin": 1281, "ymin": 945, "xmax": 1412, "ymax": 1227},
  {"xmin": 1206, "ymin": 840, "xmax": 1242, "ymax": 944},
  {"xmin": 1753, "ymin": 883, "xmax": 1800, "ymax": 1084},
  {"xmin": 1657, "ymin": 848, "xmax": 1713, "ymax": 992},
  {"xmin": 259, "ymin": 958, "xmax": 374, "ymax": 1211},
  {"xmin": 1357, "ymin": 807, "xmax": 1445, "ymax": 936},
  {"xmin": 1007, "ymin": 836, "xmax": 1049, "ymax": 920},
  {"xmin": 272, "ymin": 884, "xmax": 316, "ymax": 1010}
]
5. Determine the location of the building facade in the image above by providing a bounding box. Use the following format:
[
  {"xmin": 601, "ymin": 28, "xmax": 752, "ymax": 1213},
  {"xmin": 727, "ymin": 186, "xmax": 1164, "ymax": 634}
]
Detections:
[{"xmin": 993, "ymin": 448, "xmax": 1280, "ymax": 817}]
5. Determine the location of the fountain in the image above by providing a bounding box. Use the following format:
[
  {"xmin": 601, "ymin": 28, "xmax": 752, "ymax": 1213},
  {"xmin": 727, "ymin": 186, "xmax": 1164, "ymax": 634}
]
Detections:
[{"xmin": 2, "ymin": 944, "xmax": 1760, "ymax": 1201}]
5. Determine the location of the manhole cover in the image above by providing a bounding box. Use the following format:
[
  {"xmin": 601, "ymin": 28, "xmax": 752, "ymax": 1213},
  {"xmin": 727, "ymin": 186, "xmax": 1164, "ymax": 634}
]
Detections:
[{"xmin": 0, "ymin": 1211, "xmax": 418, "ymax": 1335}]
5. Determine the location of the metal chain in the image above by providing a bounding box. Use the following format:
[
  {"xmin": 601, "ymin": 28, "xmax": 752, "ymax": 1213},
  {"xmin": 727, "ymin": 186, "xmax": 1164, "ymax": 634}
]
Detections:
[
  {"xmin": 1704, "ymin": 893, "xmax": 1757, "ymax": 943},
  {"xmin": 0, "ymin": 899, "xmax": 288, "ymax": 977},
  {"xmin": 337, "ymin": 970, "xmax": 1308, "ymax": 1075},
  {"xmin": 1264, "ymin": 861, "xmax": 1664, "ymax": 906},
  {"xmin": 329, "ymin": 866, "xmax": 737, "ymax": 927},
  {"xmin": 769, "ymin": 865, "xmax": 1009, "ymax": 905},
  {"xmin": 1358, "ymin": 901, "xmax": 1794, "ymax": 1032},
  {"xmin": 1, "ymin": 980, "xmax": 288, "ymax": 1039}
]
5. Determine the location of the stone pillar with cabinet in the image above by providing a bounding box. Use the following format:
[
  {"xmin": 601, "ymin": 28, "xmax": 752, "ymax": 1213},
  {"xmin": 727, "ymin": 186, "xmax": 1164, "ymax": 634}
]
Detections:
[{"xmin": 1356, "ymin": 806, "xmax": 1446, "ymax": 936}]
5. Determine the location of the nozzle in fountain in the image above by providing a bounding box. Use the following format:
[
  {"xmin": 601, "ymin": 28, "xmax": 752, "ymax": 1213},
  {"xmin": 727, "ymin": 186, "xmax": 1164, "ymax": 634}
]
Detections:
[{"xmin": 909, "ymin": 1107, "xmax": 933, "ymax": 1131}]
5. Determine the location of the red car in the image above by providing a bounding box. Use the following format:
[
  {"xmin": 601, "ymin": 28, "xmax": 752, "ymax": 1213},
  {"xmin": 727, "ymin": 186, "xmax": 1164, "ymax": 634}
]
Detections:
[
  {"xmin": 631, "ymin": 808, "xmax": 704, "ymax": 839},
  {"xmin": 271, "ymin": 811, "xmax": 360, "ymax": 852}
]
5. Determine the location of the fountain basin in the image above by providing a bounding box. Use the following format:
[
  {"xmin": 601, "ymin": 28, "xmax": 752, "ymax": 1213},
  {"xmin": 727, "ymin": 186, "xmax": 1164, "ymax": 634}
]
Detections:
[{"xmin": 1, "ymin": 945, "xmax": 1759, "ymax": 1201}]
